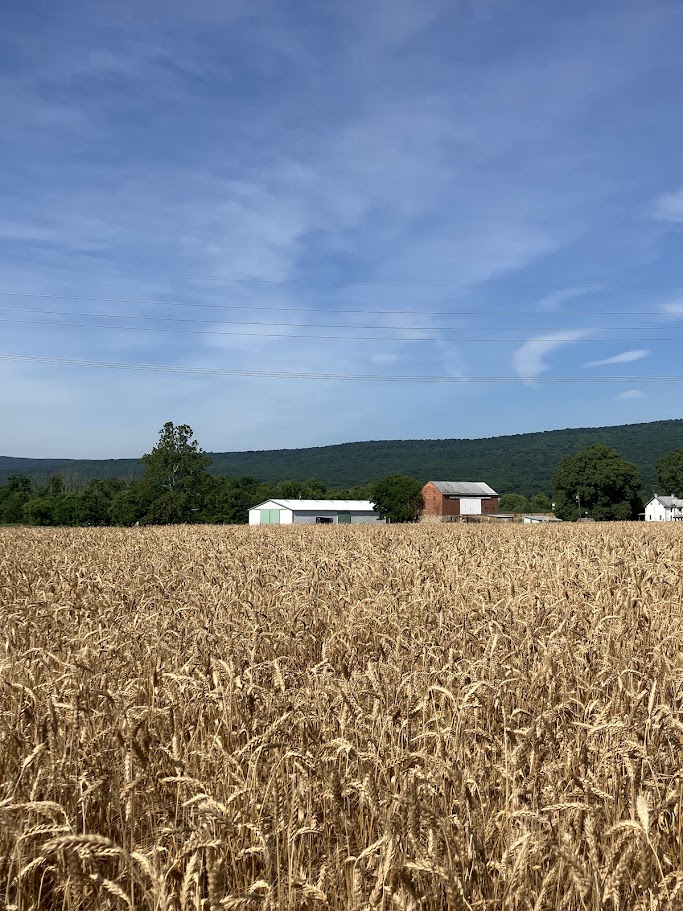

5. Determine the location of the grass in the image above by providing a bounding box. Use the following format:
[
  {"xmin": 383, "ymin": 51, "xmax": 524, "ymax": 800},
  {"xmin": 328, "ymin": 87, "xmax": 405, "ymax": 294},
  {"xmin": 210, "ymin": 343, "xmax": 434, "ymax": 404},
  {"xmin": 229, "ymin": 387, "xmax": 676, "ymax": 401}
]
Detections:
[{"xmin": 1, "ymin": 523, "xmax": 682, "ymax": 910}]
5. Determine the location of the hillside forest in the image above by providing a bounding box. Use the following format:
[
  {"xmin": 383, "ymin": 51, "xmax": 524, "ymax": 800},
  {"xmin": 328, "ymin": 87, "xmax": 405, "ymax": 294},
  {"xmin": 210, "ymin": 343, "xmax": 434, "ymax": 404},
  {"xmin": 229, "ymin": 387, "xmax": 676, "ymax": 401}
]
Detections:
[{"xmin": 2, "ymin": 421, "xmax": 682, "ymax": 526}]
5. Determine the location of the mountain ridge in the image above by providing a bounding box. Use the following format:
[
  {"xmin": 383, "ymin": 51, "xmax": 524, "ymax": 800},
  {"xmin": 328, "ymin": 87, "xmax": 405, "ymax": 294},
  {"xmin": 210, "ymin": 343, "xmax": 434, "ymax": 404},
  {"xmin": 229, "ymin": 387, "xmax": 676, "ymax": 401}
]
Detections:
[{"xmin": 2, "ymin": 419, "xmax": 682, "ymax": 497}]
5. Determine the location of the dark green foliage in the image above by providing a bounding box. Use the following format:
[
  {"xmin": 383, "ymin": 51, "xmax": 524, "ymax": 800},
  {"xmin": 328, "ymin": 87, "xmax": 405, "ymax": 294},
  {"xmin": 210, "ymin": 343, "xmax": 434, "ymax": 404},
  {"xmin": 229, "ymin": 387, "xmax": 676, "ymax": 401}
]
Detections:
[
  {"xmin": 655, "ymin": 448, "xmax": 683, "ymax": 497},
  {"xmin": 370, "ymin": 475, "xmax": 424, "ymax": 523},
  {"xmin": 0, "ymin": 475, "xmax": 32, "ymax": 523},
  {"xmin": 553, "ymin": 444, "xmax": 642, "ymax": 521},
  {"xmin": 530, "ymin": 493, "xmax": 553, "ymax": 513},
  {"xmin": 136, "ymin": 423, "xmax": 212, "ymax": 524},
  {"xmin": 499, "ymin": 494, "xmax": 530, "ymax": 514},
  {"xmin": 2, "ymin": 420, "xmax": 682, "ymax": 496}
]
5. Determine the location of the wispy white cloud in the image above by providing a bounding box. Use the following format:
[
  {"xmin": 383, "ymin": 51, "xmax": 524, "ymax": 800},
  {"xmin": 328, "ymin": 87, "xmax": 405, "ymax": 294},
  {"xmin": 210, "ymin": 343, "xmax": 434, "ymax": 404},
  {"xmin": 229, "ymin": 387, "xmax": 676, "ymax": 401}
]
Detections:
[
  {"xmin": 3, "ymin": 0, "xmax": 683, "ymax": 455},
  {"xmin": 651, "ymin": 188, "xmax": 683, "ymax": 223},
  {"xmin": 512, "ymin": 330, "xmax": 589, "ymax": 379},
  {"xmin": 536, "ymin": 285, "xmax": 604, "ymax": 312},
  {"xmin": 615, "ymin": 389, "xmax": 646, "ymax": 400},
  {"xmin": 660, "ymin": 301, "xmax": 683, "ymax": 319},
  {"xmin": 585, "ymin": 349, "xmax": 649, "ymax": 367}
]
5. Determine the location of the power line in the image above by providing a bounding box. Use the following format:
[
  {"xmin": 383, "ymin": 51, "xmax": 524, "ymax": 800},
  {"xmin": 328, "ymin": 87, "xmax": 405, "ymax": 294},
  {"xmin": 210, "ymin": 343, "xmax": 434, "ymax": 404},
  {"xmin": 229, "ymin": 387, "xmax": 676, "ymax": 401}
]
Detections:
[
  {"xmin": 1, "ymin": 353, "xmax": 681, "ymax": 383},
  {"xmin": 0, "ymin": 290, "xmax": 676, "ymax": 318},
  {"xmin": 1, "ymin": 316, "xmax": 682, "ymax": 343},
  {"xmin": 0, "ymin": 304, "xmax": 675, "ymax": 331},
  {"xmin": 0, "ymin": 265, "xmax": 678, "ymax": 290}
]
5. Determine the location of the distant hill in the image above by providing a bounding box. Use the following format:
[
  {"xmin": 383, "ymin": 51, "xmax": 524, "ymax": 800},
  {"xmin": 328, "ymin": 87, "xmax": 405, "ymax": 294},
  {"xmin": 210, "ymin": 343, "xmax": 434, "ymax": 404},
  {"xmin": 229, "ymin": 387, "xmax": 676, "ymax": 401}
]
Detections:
[{"xmin": 2, "ymin": 419, "xmax": 682, "ymax": 497}]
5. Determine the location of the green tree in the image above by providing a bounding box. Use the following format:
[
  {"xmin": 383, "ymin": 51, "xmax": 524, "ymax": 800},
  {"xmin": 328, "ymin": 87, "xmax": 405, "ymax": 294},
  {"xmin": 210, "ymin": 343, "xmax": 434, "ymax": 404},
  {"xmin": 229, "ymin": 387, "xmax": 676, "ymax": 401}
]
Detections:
[
  {"xmin": 530, "ymin": 493, "xmax": 552, "ymax": 513},
  {"xmin": 204, "ymin": 476, "xmax": 273, "ymax": 524},
  {"xmin": 371, "ymin": 475, "xmax": 423, "ymax": 523},
  {"xmin": 23, "ymin": 497, "xmax": 56, "ymax": 526},
  {"xmin": 140, "ymin": 423, "xmax": 211, "ymax": 523},
  {"xmin": 274, "ymin": 478, "xmax": 328, "ymax": 499},
  {"xmin": 499, "ymin": 493, "xmax": 530, "ymax": 514},
  {"xmin": 109, "ymin": 482, "xmax": 145, "ymax": 526},
  {"xmin": 0, "ymin": 475, "xmax": 32, "ymax": 524},
  {"xmin": 553, "ymin": 444, "xmax": 642, "ymax": 521},
  {"xmin": 655, "ymin": 448, "xmax": 683, "ymax": 497}
]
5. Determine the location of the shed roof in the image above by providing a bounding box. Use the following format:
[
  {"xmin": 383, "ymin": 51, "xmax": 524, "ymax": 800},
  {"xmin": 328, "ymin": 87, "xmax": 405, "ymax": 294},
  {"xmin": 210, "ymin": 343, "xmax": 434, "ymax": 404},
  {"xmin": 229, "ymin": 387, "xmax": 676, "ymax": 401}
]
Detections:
[
  {"xmin": 250, "ymin": 499, "xmax": 379, "ymax": 512},
  {"xmin": 428, "ymin": 481, "xmax": 498, "ymax": 497}
]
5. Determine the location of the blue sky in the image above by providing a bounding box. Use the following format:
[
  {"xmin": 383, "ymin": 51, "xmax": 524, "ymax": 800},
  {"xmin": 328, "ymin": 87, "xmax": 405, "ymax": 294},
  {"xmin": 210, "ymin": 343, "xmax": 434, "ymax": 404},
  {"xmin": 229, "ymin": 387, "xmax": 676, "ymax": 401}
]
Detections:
[{"xmin": 2, "ymin": 0, "xmax": 683, "ymax": 458}]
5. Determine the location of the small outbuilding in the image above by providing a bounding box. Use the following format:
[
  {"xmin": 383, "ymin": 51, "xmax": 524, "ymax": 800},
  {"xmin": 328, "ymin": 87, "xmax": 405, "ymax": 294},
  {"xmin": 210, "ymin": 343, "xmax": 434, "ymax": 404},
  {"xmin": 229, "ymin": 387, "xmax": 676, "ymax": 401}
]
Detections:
[
  {"xmin": 420, "ymin": 481, "xmax": 499, "ymax": 522},
  {"xmin": 248, "ymin": 499, "xmax": 384, "ymax": 525},
  {"xmin": 644, "ymin": 495, "xmax": 683, "ymax": 522},
  {"xmin": 521, "ymin": 514, "xmax": 563, "ymax": 524}
]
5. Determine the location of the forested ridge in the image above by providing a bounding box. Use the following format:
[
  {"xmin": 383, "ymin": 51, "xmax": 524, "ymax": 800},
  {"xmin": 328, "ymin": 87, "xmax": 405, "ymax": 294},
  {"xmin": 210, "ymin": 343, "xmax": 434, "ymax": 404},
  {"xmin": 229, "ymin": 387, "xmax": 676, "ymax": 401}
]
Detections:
[{"xmin": 3, "ymin": 419, "xmax": 682, "ymax": 496}]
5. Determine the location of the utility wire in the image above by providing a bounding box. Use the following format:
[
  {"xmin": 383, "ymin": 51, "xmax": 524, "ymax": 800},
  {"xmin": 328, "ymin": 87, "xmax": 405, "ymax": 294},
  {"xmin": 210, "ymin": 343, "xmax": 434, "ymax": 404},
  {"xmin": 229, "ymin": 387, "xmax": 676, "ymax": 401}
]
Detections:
[
  {"xmin": 2, "ymin": 353, "xmax": 681, "ymax": 383},
  {"xmin": 0, "ymin": 303, "xmax": 676, "ymax": 331},
  {"xmin": 0, "ymin": 265, "xmax": 676, "ymax": 289},
  {"xmin": 1, "ymin": 316, "xmax": 681, "ymax": 343},
  {"xmin": 0, "ymin": 290, "xmax": 675, "ymax": 318}
]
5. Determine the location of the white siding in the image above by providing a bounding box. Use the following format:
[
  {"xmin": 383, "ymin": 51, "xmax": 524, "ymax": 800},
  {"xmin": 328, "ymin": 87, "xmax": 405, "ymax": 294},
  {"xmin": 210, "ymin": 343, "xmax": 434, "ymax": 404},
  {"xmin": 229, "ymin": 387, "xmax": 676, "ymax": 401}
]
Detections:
[
  {"xmin": 645, "ymin": 499, "xmax": 668, "ymax": 521},
  {"xmin": 248, "ymin": 503, "xmax": 293, "ymax": 525},
  {"xmin": 248, "ymin": 499, "xmax": 383, "ymax": 524}
]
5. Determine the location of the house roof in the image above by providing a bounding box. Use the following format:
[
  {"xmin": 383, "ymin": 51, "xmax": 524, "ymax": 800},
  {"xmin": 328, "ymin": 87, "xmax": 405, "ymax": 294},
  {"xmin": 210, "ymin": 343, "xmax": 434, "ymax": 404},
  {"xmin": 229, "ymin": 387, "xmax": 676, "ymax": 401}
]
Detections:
[
  {"xmin": 428, "ymin": 481, "xmax": 498, "ymax": 497},
  {"xmin": 250, "ymin": 499, "xmax": 379, "ymax": 512},
  {"xmin": 648, "ymin": 495, "xmax": 683, "ymax": 509}
]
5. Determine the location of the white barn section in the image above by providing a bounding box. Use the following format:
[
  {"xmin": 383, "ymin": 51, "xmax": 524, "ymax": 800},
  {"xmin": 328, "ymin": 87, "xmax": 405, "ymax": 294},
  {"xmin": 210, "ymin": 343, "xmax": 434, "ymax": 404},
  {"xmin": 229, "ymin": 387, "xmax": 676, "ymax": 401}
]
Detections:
[
  {"xmin": 248, "ymin": 499, "xmax": 384, "ymax": 525},
  {"xmin": 644, "ymin": 495, "xmax": 683, "ymax": 521}
]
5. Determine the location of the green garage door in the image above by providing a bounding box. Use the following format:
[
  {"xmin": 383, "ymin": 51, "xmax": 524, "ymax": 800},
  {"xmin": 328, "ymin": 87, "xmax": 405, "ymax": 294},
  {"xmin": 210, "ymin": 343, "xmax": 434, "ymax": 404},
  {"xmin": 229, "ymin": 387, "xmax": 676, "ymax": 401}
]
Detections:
[
  {"xmin": 337, "ymin": 512, "xmax": 351, "ymax": 524},
  {"xmin": 260, "ymin": 508, "xmax": 281, "ymax": 524}
]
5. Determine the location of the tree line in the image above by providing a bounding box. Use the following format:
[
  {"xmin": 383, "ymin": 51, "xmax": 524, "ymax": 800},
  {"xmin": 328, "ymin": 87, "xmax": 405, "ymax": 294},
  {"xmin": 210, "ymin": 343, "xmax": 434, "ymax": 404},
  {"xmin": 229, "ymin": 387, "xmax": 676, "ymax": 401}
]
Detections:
[
  {"xmin": 1, "ymin": 423, "xmax": 682, "ymax": 526},
  {"xmin": 0, "ymin": 424, "xmax": 377, "ymax": 527}
]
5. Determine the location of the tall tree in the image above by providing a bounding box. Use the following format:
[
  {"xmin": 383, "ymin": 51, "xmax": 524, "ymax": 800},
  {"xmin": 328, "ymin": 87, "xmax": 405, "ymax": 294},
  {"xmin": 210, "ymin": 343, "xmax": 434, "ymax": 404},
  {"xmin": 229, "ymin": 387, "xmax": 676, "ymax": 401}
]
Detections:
[
  {"xmin": 553, "ymin": 444, "xmax": 642, "ymax": 521},
  {"xmin": 371, "ymin": 475, "xmax": 424, "ymax": 523},
  {"xmin": 655, "ymin": 448, "xmax": 683, "ymax": 497},
  {"xmin": 140, "ymin": 423, "xmax": 212, "ymax": 523}
]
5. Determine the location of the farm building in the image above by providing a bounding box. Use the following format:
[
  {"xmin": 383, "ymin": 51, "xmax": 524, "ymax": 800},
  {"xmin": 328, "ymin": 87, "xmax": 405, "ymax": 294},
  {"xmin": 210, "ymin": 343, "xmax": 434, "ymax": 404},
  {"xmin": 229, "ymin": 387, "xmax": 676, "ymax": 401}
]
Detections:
[
  {"xmin": 420, "ymin": 481, "xmax": 499, "ymax": 522},
  {"xmin": 248, "ymin": 499, "xmax": 384, "ymax": 525},
  {"xmin": 644, "ymin": 495, "xmax": 683, "ymax": 521},
  {"xmin": 521, "ymin": 514, "xmax": 563, "ymax": 524}
]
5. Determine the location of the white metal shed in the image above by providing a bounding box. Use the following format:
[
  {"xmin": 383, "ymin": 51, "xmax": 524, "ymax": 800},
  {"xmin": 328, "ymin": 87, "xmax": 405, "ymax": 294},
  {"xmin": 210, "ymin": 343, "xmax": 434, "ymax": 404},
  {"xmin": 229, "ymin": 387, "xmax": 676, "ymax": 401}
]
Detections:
[{"xmin": 248, "ymin": 499, "xmax": 384, "ymax": 525}]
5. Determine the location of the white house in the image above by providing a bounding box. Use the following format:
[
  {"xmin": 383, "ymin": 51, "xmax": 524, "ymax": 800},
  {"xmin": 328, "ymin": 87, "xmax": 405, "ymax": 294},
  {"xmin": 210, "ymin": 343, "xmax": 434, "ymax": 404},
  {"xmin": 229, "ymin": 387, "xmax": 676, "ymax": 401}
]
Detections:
[
  {"xmin": 248, "ymin": 499, "xmax": 384, "ymax": 525},
  {"xmin": 644, "ymin": 495, "xmax": 683, "ymax": 522}
]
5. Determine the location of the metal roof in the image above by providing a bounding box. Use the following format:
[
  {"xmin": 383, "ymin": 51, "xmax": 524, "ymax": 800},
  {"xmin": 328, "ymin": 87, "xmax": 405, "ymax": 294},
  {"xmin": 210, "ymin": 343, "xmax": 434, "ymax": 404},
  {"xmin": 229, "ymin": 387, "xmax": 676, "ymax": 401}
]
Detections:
[
  {"xmin": 250, "ymin": 499, "xmax": 379, "ymax": 512},
  {"xmin": 429, "ymin": 481, "xmax": 498, "ymax": 496},
  {"xmin": 651, "ymin": 495, "xmax": 683, "ymax": 508}
]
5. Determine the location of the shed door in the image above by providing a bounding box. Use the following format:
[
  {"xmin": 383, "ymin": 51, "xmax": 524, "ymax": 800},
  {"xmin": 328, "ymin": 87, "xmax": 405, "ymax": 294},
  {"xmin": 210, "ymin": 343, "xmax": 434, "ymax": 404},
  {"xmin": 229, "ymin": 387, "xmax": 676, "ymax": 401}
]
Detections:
[
  {"xmin": 337, "ymin": 512, "xmax": 351, "ymax": 524},
  {"xmin": 459, "ymin": 497, "xmax": 481, "ymax": 515},
  {"xmin": 260, "ymin": 508, "xmax": 281, "ymax": 524}
]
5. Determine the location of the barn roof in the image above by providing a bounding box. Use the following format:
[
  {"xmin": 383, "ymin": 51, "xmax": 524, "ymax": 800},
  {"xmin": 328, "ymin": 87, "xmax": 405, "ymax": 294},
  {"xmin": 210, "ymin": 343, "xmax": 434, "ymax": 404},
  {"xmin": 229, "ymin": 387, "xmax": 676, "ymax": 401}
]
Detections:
[
  {"xmin": 250, "ymin": 499, "xmax": 379, "ymax": 512},
  {"xmin": 428, "ymin": 481, "xmax": 498, "ymax": 497}
]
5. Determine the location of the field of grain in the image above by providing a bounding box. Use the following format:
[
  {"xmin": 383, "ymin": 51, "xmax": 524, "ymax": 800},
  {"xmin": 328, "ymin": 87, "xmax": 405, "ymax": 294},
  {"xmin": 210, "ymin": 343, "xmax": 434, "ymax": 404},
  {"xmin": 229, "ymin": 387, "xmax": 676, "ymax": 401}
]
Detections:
[{"xmin": 1, "ymin": 524, "xmax": 682, "ymax": 910}]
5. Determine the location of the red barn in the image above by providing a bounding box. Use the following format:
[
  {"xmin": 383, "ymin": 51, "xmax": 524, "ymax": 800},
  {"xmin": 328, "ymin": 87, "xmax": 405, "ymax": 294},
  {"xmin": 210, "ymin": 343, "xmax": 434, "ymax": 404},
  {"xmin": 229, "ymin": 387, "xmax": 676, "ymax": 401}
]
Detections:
[{"xmin": 420, "ymin": 481, "xmax": 499, "ymax": 521}]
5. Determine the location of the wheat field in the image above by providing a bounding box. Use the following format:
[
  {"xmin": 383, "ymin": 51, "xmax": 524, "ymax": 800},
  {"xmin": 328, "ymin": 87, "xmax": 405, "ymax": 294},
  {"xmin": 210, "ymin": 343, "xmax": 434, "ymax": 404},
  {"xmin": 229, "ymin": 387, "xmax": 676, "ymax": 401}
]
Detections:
[{"xmin": 1, "ymin": 524, "xmax": 682, "ymax": 910}]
